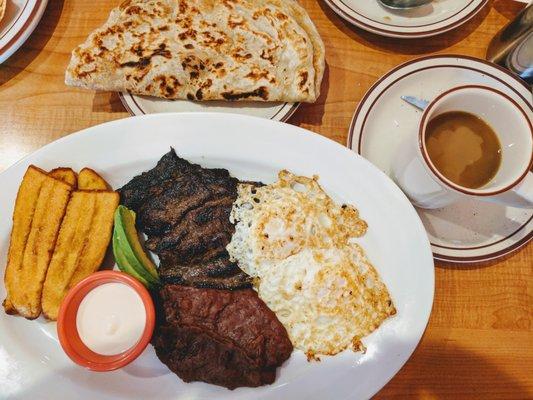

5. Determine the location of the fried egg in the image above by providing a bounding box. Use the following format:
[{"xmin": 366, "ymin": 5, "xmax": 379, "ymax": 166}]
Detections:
[{"xmin": 227, "ymin": 171, "xmax": 395, "ymax": 357}]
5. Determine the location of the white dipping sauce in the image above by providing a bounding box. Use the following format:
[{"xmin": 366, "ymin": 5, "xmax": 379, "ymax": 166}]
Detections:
[{"xmin": 76, "ymin": 282, "xmax": 146, "ymax": 356}]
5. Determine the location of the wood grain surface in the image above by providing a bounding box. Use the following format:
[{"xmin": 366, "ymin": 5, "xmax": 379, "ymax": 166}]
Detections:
[{"xmin": 0, "ymin": 0, "xmax": 531, "ymax": 398}]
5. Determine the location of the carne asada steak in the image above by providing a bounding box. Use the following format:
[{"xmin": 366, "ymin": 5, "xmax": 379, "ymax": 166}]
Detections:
[
  {"xmin": 118, "ymin": 149, "xmax": 252, "ymax": 289},
  {"xmin": 153, "ymin": 285, "xmax": 293, "ymax": 389}
]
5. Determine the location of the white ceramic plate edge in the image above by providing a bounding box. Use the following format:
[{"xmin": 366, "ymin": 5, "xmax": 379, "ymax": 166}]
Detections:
[
  {"xmin": 323, "ymin": 0, "xmax": 488, "ymax": 38},
  {"xmin": 119, "ymin": 93, "xmax": 301, "ymax": 122},
  {"xmin": 0, "ymin": 0, "xmax": 48, "ymax": 63}
]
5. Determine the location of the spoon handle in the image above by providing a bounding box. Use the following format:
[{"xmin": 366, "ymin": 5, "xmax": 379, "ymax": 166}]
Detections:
[{"xmin": 401, "ymin": 96, "xmax": 429, "ymax": 111}]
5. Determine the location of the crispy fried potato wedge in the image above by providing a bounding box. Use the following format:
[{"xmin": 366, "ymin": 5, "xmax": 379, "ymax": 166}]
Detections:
[
  {"xmin": 78, "ymin": 168, "xmax": 110, "ymax": 190},
  {"xmin": 41, "ymin": 190, "xmax": 119, "ymax": 320},
  {"xmin": 49, "ymin": 168, "xmax": 77, "ymax": 188},
  {"xmin": 9, "ymin": 174, "xmax": 73, "ymax": 319},
  {"xmin": 3, "ymin": 166, "xmax": 49, "ymax": 315}
]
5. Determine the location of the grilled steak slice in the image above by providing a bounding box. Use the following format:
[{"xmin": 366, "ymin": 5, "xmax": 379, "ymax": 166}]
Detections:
[
  {"xmin": 155, "ymin": 325, "xmax": 277, "ymax": 388},
  {"xmin": 118, "ymin": 149, "xmax": 252, "ymax": 289},
  {"xmin": 153, "ymin": 285, "xmax": 293, "ymax": 389},
  {"xmin": 158, "ymin": 258, "xmax": 250, "ymax": 290},
  {"xmin": 137, "ymin": 167, "xmax": 237, "ymax": 236},
  {"xmin": 120, "ymin": 149, "xmax": 196, "ymax": 210},
  {"xmin": 145, "ymin": 195, "xmax": 235, "ymax": 258}
]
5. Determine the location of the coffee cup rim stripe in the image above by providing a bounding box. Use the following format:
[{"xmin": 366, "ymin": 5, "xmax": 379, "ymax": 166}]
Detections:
[{"xmin": 418, "ymin": 84, "xmax": 533, "ymax": 196}]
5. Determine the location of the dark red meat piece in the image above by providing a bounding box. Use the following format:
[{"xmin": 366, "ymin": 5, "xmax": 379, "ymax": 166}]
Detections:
[{"xmin": 153, "ymin": 285, "xmax": 293, "ymax": 389}]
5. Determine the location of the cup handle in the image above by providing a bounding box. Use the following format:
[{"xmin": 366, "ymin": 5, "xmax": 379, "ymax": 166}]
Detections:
[{"xmin": 492, "ymin": 172, "xmax": 533, "ymax": 208}]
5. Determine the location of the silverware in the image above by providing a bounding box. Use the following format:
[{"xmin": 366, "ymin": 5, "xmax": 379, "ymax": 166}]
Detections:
[
  {"xmin": 378, "ymin": 0, "xmax": 432, "ymax": 10},
  {"xmin": 486, "ymin": 2, "xmax": 532, "ymax": 85},
  {"xmin": 401, "ymin": 95, "xmax": 429, "ymax": 110}
]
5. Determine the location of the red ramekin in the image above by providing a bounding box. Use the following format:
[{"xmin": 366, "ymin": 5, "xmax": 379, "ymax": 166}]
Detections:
[{"xmin": 57, "ymin": 270, "xmax": 155, "ymax": 372}]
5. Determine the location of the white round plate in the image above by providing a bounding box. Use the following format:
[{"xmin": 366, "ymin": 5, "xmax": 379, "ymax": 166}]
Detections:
[
  {"xmin": 323, "ymin": 0, "xmax": 488, "ymax": 38},
  {"xmin": 0, "ymin": 113, "xmax": 434, "ymax": 400},
  {"xmin": 119, "ymin": 92, "xmax": 300, "ymax": 122},
  {"xmin": 0, "ymin": 0, "xmax": 48, "ymax": 63},
  {"xmin": 348, "ymin": 55, "xmax": 533, "ymax": 264}
]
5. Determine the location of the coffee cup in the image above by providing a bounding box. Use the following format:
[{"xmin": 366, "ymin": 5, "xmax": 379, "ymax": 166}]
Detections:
[{"xmin": 392, "ymin": 85, "xmax": 533, "ymax": 209}]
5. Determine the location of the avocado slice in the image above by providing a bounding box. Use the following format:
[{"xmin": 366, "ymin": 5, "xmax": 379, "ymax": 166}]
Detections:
[
  {"xmin": 113, "ymin": 207, "xmax": 159, "ymax": 286},
  {"xmin": 112, "ymin": 234, "xmax": 153, "ymax": 289},
  {"xmin": 116, "ymin": 206, "xmax": 159, "ymax": 280}
]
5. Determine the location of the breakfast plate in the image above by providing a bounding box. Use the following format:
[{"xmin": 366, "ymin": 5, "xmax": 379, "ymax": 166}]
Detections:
[
  {"xmin": 119, "ymin": 93, "xmax": 300, "ymax": 122},
  {"xmin": 348, "ymin": 55, "xmax": 533, "ymax": 264},
  {"xmin": 0, "ymin": 113, "xmax": 434, "ymax": 399},
  {"xmin": 323, "ymin": 0, "xmax": 488, "ymax": 38},
  {"xmin": 0, "ymin": 0, "xmax": 48, "ymax": 63}
]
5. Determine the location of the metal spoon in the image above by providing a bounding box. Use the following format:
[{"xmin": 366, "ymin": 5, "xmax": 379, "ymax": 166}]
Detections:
[
  {"xmin": 378, "ymin": 0, "xmax": 432, "ymax": 9},
  {"xmin": 401, "ymin": 95, "xmax": 429, "ymax": 110}
]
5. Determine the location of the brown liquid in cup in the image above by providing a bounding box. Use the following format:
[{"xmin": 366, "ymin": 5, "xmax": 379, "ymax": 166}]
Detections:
[{"xmin": 425, "ymin": 111, "xmax": 502, "ymax": 189}]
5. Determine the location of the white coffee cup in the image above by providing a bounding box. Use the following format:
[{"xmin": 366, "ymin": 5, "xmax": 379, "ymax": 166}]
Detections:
[{"xmin": 392, "ymin": 85, "xmax": 533, "ymax": 209}]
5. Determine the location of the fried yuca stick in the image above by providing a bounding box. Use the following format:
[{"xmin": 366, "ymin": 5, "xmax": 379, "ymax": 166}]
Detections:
[
  {"xmin": 3, "ymin": 166, "xmax": 49, "ymax": 315},
  {"xmin": 41, "ymin": 192, "xmax": 97, "ymax": 320},
  {"xmin": 41, "ymin": 191, "xmax": 119, "ymax": 320},
  {"xmin": 67, "ymin": 191, "xmax": 119, "ymax": 288},
  {"xmin": 49, "ymin": 168, "xmax": 77, "ymax": 188},
  {"xmin": 42, "ymin": 167, "xmax": 118, "ymax": 320},
  {"xmin": 9, "ymin": 176, "xmax": 73, "ymax": 319},
  {"xmin": 78, "ymin": 168, "xmax": 109, "ymax": 190}
]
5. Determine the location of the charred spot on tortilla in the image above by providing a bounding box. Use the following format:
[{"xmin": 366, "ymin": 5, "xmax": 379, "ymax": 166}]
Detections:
[
  {"xmin": 120, "ymin": 44, "xmax": 172, "ymax": 68},
  {"xmin": 178, "ymin": 29, "xmax": 197, "ymax": 41},
  {"xmin": 222, "ymin": 87, "xmax": 268, "ymax": 101},
  {"xmin": 245, "ymin": 69, "xmax": 269, "ymax": 81},
  {"xmin": 299, "ymin": 71, "xmax": 308, "ymax": 88}
]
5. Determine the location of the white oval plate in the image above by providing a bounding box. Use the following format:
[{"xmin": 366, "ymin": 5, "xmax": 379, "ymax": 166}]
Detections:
[
  {"xmin": 323, "ymin": 0, "xmax": 488, "ymax": 38},
  {"xmin": 0, "ymin": 113, "xmax": 434, "ymax": 400},
  {"xmin": 0, "ymin": 0, "xmax": 48, "ymax": 63},
  {"xmin": 348, "ymin": 55, "xmax": 533, "ymax": 264},
  {"xmin": 119, "ymin": 92, "xmax": 300, "ymax": 122}
]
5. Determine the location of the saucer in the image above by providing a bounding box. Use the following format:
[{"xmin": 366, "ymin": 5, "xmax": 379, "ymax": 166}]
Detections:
[
  {"xmin": 0, "ymin": 0, "xmax": 49, "ymax": 63},
  {"xmin": 323, "ymin": 0, "xmax": 488, "ymax": 38},
  {"xmin": 347, "ymin": 55, "xmax": 533, "ymax": 263},
  {"xmin": 119, "ymin": 93, "xmax": 299, "ymax": 122}
]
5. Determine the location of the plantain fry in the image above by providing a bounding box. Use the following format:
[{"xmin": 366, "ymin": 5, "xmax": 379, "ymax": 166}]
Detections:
[
  {"xmin": 9, "ymin": 175, "xmax": 72, "ymax": 319},
  {"xmin": 3, "ymin": 166, "xmax": 49, "ymax": 315},
  {"xmin": 5, "ymin": 165, "xmax": 116, "ymax": 320},
  {"xmin": 49, "ymin": 168, "xmax": 77, "ymax": 188},
  {"xmin": 78, "ymin": 168, "xmax": 109, "ymax": 190},
  {"xmin": 67, "ymin": 191, "xmax": 119, "ymax": 288},
  {"xmin": 41, "ymin": 192, "xmax": 97, "ymax": 320}
]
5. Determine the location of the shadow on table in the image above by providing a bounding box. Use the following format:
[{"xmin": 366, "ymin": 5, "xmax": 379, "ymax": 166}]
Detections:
[
  {"xmin": 92, "ymin": 92, "xmax": 128, "ymax": 114},
  {"xmin": 0, "ymin": 0, "xmax": 65, "ymax": 86},
  {"xmin": 289, "ymin": 62, "xmax": 330, "ymax": 128},
  {"xmin": 318, "ymin": 0, "xmax": 490, "ymax": 55},
  {"xmin": 375, "ymin": 338, "xmax": 530, "ymax": 399},
  {"xmin": 493, "ymin": 0, "xmax": 528, "ymax": 20}
]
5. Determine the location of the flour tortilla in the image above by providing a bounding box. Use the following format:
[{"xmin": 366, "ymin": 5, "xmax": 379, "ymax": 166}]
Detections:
[{"xmin": 65, "ymin": 0, "xmax": 325, "ymax": 102}]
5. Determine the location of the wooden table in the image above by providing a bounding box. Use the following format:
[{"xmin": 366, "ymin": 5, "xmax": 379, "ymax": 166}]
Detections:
[{"xmin": 0, "ymin": 0, "xmax": 531, "ymax": 398}]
